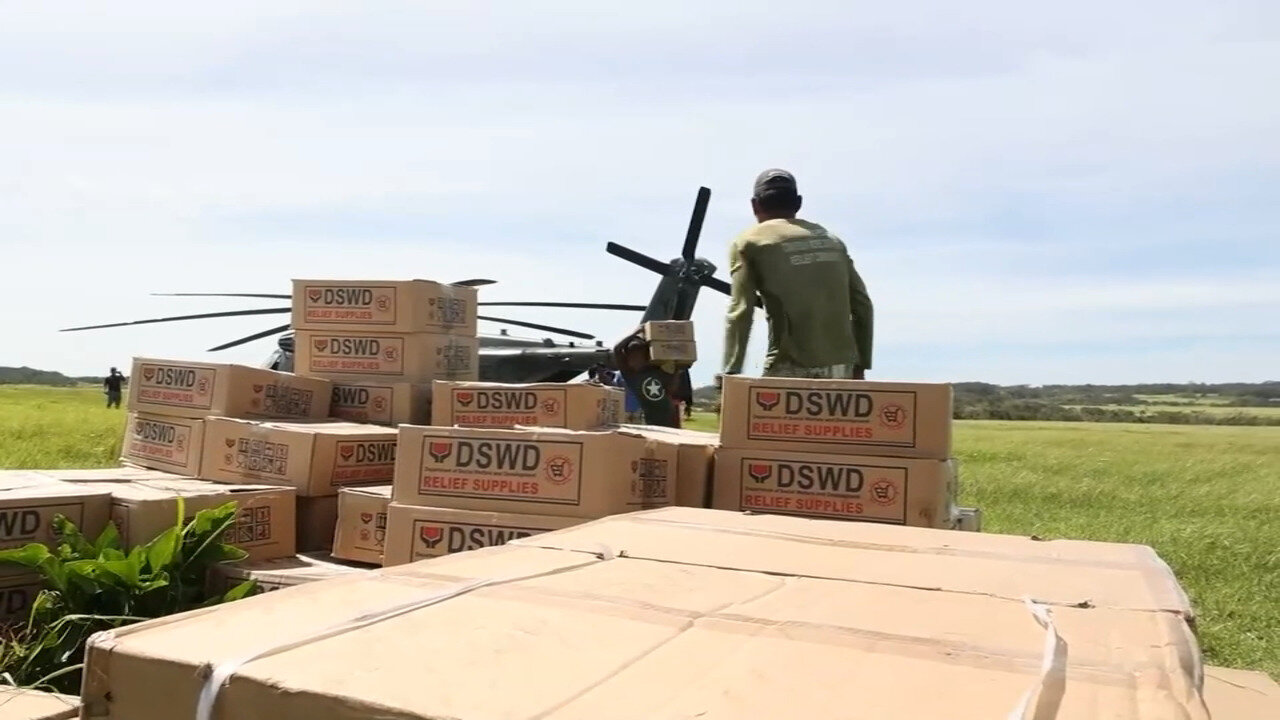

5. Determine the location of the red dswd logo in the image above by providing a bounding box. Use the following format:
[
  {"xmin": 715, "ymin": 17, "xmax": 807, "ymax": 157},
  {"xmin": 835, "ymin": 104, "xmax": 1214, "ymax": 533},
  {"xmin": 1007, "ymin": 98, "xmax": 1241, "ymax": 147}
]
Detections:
[
  {"xmin": 419, "ymin": 525, "xmax": 444, "ymax": 548},
  {"xmin": 755, "ymin": 392, "xmax": 781, "ymax": 411}
]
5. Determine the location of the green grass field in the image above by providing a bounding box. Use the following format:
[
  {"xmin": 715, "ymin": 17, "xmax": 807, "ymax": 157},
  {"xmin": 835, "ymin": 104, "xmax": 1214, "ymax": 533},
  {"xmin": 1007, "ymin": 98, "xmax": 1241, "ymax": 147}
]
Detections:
[{"xmin": 3, "ymin": 386, "xmax": 1278, "ymax": 675}]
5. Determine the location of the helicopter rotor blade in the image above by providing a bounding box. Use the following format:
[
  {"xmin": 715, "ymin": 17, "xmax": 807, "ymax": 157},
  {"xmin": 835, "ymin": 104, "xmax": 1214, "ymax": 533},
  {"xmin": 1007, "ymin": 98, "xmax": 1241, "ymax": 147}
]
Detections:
[
  {"xmin": 61, "ymin": 307, "xmax": 291, "ymax": 332},
  {"xmin": 478, "ymin": 302, "xmax": 646, "ymax": 311},
  {"xmin": 606, "ymin": 242, "xmax": 671, "ymax": 277},
  {"xmin": 477, "ymin": 315, "xmax": 594, "ymax": 340},
  {"xmin": 681, "ymin": 186, "xmax": 711, "ymax": 261},
  {"xmin": 208, "ymin": 324, "xmax": 292, "ymax": 352},
  {"xmin": 452, "ymin": 279, "xmax": 497, "ymax": 287},
  {"xmin": 151, "ymin": 292, "xmax": 291, "ymax": 300}
]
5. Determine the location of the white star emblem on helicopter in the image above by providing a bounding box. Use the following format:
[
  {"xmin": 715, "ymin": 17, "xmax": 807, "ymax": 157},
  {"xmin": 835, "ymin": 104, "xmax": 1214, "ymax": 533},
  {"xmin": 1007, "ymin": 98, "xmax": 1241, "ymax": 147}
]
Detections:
[{"xmin": 642, "ymin": 377, "xmax": 665, "ymax": 401}]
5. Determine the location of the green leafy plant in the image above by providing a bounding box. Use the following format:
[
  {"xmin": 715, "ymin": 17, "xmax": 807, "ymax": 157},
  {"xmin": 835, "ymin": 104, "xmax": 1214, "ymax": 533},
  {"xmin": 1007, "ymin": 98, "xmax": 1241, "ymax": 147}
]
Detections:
[{"xmin": 0, "ymin": 498, "xmax": 257, "ymax": 693}]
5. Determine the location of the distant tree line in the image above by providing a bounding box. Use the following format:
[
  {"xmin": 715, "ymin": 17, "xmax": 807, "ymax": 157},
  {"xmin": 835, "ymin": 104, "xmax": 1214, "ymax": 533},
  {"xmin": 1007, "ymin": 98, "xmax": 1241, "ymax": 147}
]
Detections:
[{"xmin": 692, "ymin": 380, "xmax": 1280, "ymax": 427}]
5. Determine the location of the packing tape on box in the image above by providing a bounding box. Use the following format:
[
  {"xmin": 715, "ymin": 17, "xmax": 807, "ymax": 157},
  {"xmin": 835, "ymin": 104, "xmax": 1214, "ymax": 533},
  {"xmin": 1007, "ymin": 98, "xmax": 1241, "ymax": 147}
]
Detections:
[
  {"xmin": 193, "ymin": 551, "xmax": 613, "ymax": 720},
  {"xmin": 1007, "ymin": 597, "xmax": 1067, "ymax": 720}
]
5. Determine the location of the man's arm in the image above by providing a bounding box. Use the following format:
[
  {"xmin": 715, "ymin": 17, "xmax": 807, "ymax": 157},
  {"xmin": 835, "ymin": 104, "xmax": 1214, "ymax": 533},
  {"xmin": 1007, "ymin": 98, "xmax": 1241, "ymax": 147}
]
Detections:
[
  {"xmin": 722, "ymin": 237, "xmax": 758, "ymax": 376},
  {"xmin": 846, "ymin": 254, "xmax": 874, "ymax": 375}
]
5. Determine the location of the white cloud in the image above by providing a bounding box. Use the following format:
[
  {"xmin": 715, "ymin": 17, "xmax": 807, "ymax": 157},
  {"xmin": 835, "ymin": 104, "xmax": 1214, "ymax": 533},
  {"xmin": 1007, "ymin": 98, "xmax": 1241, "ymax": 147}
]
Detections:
[{"xmin": 0, "ymin": 0, "xmax": 1276, "ymax": 385}]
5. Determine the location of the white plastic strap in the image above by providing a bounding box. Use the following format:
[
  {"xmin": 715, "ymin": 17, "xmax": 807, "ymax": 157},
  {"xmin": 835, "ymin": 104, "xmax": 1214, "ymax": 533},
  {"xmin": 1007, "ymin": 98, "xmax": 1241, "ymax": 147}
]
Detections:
[
  {"xmin": 194, "ymin": 547, "xmax": 614, "ymax": 720},
  {"xmin": 1007, "ymin": 597, "xmax": 1068, "ymax": 720}
]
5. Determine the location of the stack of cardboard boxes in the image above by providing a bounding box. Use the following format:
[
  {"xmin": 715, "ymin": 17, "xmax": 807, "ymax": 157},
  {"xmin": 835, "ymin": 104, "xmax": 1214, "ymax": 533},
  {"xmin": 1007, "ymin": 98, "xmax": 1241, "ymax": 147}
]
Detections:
[
  {"xmin": 290, "ymin": 278, "xmax": 481, "ymax": 425},
  {"xmin": 350, "ymin": 379, "xmax": 680, "ymax": 567},
  {"xmin": 712, "ymin": 375, "xmax": 961, "ymax": 529}
]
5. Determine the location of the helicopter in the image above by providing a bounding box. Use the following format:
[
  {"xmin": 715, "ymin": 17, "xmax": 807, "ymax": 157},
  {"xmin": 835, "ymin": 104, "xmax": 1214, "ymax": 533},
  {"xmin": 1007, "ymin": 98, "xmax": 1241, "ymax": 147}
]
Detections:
[{"xmin": 61, "ymin": 187, "xmax": 761, "ymax": 427}]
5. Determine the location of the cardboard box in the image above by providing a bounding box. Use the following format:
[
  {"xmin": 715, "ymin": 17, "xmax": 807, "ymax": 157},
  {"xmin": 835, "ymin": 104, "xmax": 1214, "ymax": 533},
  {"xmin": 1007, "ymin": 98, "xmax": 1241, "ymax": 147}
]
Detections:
[
  {"xmin": 642, "ymin": 320, "xmax": 694, "ymax": 342},
  {"xmin": 0, "ymin": 476, "xmax": 111, "ymax": 551},
  {"xmin": 1204, "ymin": 665, "xmax": 1280, "ymax": 719},
  {"xmin": 0, "ymin": 687, "xmax": 79, "ymax": 719},
  {"xmin": 0, "ymin": 565, "xmax": 42, "ymax": 626},
  {"xmin": 294, "ymin": 331, "xmax": 480, "ymax": 384},
  {"xmin": 201, "ymin": 418, "xmax": 399, "ymax": 497},
  {"xmin": 382, "ymin": 503, "xmax": 582, "ymax": 565},
  {"xmin": 82, "ymin": 507, "xmax": 1207, "ymax": 720},
  {"xmin": 36, "ymin": 467, "xmax": 191, "ymax": 483},
  {"xmin": 647, "ymin": 339, "xmax": 697, "ymax": 363},
  {"xmin": 297, "ymin": 496, "xmax": 339, "ymax": 552},
  {"xmin": 65, "ymin": 477, "xmax": 296, "ymax": 561},
  {"xmin": 333, "ymin": 486, "xmax": 392, "ymax": 565},
  {"xmin": 329, "ymin": 381, "xmax": 432, "ymax": 426},
  {"xmin": 719, "ymin": 375, "xmax": 953, "ymax": 459},
  {"xmin": 618, "ymin": 424, "xmax": 718, "ymax": 508},
  {"xmin": 292, "ymin": 279, "xmax": 478, "ymax": 335},
  {"xmin": 119, "ymin": 412, "xmax": 204, "ymax": 476},
  {"xmin": 431, "ymin": 381, "xmax": 623, "ymax": 430},
  {"xmin": 393, "ymin": 425, "xmax": 677, "ymax": 518},
  {"xmin": 712, "ymin": 449, "xmax": 955, "ymax": 528},
  {"xmin": 206, "ymin": 551, "xmax": 371, "ymax": 596},
  {"xmin": 127, "ymin": 357, "xmax": 331, "ymax": 420}
]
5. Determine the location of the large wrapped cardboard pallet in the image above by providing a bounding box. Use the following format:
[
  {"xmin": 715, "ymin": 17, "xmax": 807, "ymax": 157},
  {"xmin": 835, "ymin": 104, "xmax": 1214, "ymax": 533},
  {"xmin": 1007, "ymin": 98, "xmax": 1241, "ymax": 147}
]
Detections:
[
  {"xmin": 719, "ymin": 375, "xmax": 953, "ymax": 459},
  {"xmin": 1203, "ymin": 665, "xmax": 1280, "ymax": 718},
  {"xmin": 0, "ymin": 687, "xmax": 79, "ymax": 719},
  {"xmin": 82, "ymin": 507, "xmax": 1209, "ymax": 719},
  {"xmin": 201, "ymin": 418, "xmax": 398, "ymax": 496},
  {"xmin": 712, "ymin": 448, "xmax": 956, "ymax": 528},
  {"xmin": 127, "ymin": 357, "xmax": 331, "ymax": 420},
  {"xmin": 291, "ymin": 278, "xmax": 478, "ymax": 335},
  {"xmin": 432, "ymin": 381, "xmax": 623, "ymax": 430},
  {"xmin": 393, "ymin": 425, "xmax": 677, "ymax": 517}
]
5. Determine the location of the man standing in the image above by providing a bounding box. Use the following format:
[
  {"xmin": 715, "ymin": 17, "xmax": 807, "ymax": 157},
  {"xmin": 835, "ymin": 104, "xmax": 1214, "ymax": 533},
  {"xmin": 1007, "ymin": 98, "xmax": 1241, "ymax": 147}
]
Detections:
[
  {"xmin": 721, "ymin": 169, "xmax": 873, "ymax": 381},
  {"xmin": 103, "ymin": 367, "xmax": 126, "ymax": 409}
]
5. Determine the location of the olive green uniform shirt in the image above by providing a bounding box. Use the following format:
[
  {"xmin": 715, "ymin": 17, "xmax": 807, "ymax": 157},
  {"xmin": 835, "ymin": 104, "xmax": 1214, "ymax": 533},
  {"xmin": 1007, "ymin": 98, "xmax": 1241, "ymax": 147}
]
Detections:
[{"xmin": 722, "ymin": 218, "xmax": 873, "ymax": 375}]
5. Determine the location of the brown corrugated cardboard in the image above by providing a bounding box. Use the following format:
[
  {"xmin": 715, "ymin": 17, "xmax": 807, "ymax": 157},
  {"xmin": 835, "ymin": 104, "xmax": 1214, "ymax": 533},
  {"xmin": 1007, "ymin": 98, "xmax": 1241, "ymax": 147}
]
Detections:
[
  {"xmin": 201, "ymin": 417, "xmax": 399, "ymax": 497},
  {"xmin": 36, "ymin": 467, "xmax": 191, "ymax": 483},
  {"xmin": 329, "ymin": 381, "xmax": 432, "ymax": 426},
  {"xmin": 296, "ymin": 496, "xmax": 339, "ymax": 552},
  {"xmin": 618, "ymin": 424, "xmax": 717, "ymax": 508},
  {"xmin": 432, "ymin": 381, "xmax": 623, "ymax": 430},
  {"xmin": 0, "ymin": 476, "xmax": 111, "ymax": 551},
  {"xmin": 382, "ymin": 503, "xmax": 582, "ymax": 565},
  {"xmin": 294, "ymin": 330, "xmax": 480, "ymax": 383},
  {"xmin": 642, "ymin": 320, "xmax": 694, "ymax": 342},
  {"xmin": 1204, "ymin": 666, "xmax": 1280, "ymax": 719},
  {"xmin": 719, "ymin": 375, "xmax": 953, "ymax": 459},
  {"xmin": 81, "ymin": 507, "xmax": 1206, "ymax": 720},
  {"xmin": 291, "ymin": 279, "xmax": 478, "ymax": 335},
  {"xmin": 333, "ymin": 486, "xmax": 392, "ymax": 565},
  {"xmin": 393, "ymin": 425, "xmax": 676, "ymax": 517},
  {"xmin": 712, "ymin": 448, "xmax": 955, "ymax": 528},
  {"xmin": 0, "ymin": 565, "xmax": 42, "ymax": 626},
  {"xmin": 63, "ymin": 477, "xmax": 296, "ymax": 561},
  {"xmin": 127, "ymin": 357, "xmax": 332, "ymax": 420},
  {"xmin": 0, "ymin": 687, "xmax": 79, "ymax": 719},
  {"xmin": 206, "ymin": 551, "xmax": 371, "ymax": 596},
  {"xmin": 647, "ymin": 339, "xmax": 697, "ymax": 363},
  {"xmin": 120, "ymin": 412, "xmax": 204, "ymax": 476}
]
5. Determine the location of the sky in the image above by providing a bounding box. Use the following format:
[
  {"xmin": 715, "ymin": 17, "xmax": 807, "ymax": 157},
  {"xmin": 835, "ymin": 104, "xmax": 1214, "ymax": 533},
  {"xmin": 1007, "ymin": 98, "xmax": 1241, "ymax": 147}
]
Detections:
[{"xmin": 1, "ymin": 1, "xmax": 1277, "ymax": 387}]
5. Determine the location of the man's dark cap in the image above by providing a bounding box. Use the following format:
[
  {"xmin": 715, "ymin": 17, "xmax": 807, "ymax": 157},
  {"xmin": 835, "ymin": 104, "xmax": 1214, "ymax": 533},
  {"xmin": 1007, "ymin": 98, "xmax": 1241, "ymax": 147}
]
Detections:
[{"xmin": 753, "ymin": 168, "xmax": 798, "ymax": 198}]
